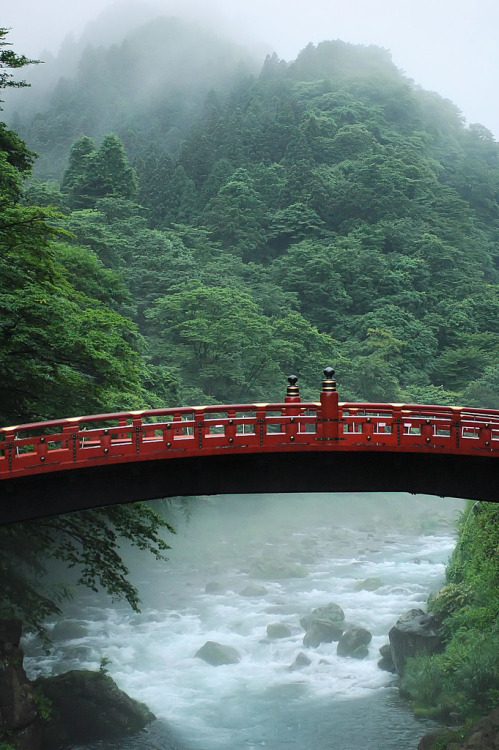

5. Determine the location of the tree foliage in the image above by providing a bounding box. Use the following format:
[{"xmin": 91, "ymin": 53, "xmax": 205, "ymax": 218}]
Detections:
[
  {"xmin": 0, "ymin": 27, "xmax": 39, "ymax": 98},
  {"xmin": 0, "ymin": 506, "xmax": 175, "ymax": 638},
  {"xmin": 0, "ymin": 32, "xmax": 176, "ymax": 640},
  {"xmin": 402, "ymin": 502, "xmax": 499, "ymax": 720}
]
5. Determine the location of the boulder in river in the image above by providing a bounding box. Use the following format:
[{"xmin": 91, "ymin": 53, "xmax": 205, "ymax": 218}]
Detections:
[
  {"xmin": 35, "ymin": 669, "xmax": 155, "ymax": 749},
  {"xmin": 205, "ymin": 582, "xmax": 225, "ymax": 594},
  {"xmin": 51, "ymin": 619, "xmax": 89, "ymax": 641},
  {"xmin": 266, "ymin": 623, "xmax": 292, "ymax": 639},
  {"xmin": 195, "ymin": 641, "xmax": 240, "ymax": 666},
  {"xmin": 337, "ymin": 626, "xmax": 372, "ymax": 658},
  {"xmin": 389, "ymin": 609, "xmax": 443, "ymax": 675},
  {"xmin": 250, "ymin": 559, "xmax": 307, "ymax": 579},
  {"xmin": 300, "ymin": 602, "xmax": 345, "ymax": 648},
  {"xmin": 240, "ymin": 584, "xmax": 268, "ymax": 597},
  {"xmin": 289, "ymin": 652, "xmax": 312, "ymax": 670},
  {"xmin": 353, "ymin": 577, "xmax": 384, "ymax": 592},
  {"xmin": 378, "ymin": 643, "xmax": 396, "ymax": 673}
]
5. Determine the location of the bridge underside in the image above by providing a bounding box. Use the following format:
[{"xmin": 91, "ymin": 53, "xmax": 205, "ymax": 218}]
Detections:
[{"xmin": 1, "ymin": 450, "xmax": 496, "ymax": 524}]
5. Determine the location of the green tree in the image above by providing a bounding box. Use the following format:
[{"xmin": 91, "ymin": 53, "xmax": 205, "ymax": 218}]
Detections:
[
  {"xmin": 0, "ymin": 505, "xmax": 175, "ymax": 639},
  {"xmin": 0, "ymin": 27, "xmax": 39, "ymax": 97},
  {"xmin": 61, "ymin": 134, "xmax": 137, "ymax": 210},
  {"xmin": 201, "ymin": 168, "xmax": 267, "ymax": 258},
  {"xmin": 271, "ymin": 239, "xmax": 350, "ymax": 330},
  {"xmin": 462, "ymin": 364, "xmax": 499, "ymax": 409},
  {"xmin": 146, "ymin": 281, "xmax": 282, "ymax": 402},
  {"xmin": 272, "ymin": 311, "xmax": 343, "ymax": 399},
  {"xmin": 60, "ymin": 135, "xmax": 96, "ymax": 197}
]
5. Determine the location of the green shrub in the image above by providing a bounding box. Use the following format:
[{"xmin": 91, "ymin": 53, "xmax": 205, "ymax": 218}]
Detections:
[
  {"xmin": 403, "ymin": 502, "xmax": 499, "ymax": 722},
  {"xmin": 429, "ymin": 583, "xmax": 473, "ymax": 619}
]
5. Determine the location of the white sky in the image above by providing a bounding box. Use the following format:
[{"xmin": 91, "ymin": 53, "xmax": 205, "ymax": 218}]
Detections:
[{"xmin": 3, "ymin": 0, "xmax": 499, "ymax": 139}]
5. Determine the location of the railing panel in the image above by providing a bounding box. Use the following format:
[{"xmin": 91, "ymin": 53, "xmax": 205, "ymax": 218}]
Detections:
[{"xmin": 1, "ymin": 401, "xmax": 498, "ymax": 481}]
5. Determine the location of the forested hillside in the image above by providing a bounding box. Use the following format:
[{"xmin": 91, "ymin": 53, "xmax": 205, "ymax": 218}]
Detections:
[
  {"xmin": 1, "ymin": 23, "xmax": 498, "ymax": 748},
  {"xmin": 3, "ymin": 18, "xmax": 499, "ymax": 421}
]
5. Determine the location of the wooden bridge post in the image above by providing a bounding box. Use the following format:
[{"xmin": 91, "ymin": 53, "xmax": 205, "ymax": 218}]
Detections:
[
  {"xmin": 318, "ymin": 367, "xmax": 340, "ymax": 441},
  {"xmin": 284, "ymin": 375, "xmax": 301, "ymax": 440}
]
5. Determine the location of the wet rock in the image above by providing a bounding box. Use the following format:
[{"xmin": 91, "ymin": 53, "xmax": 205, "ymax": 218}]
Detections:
[
  {"xmin": 250, "ymin": 559, "xmax": 307, "ymax": 579},
  {"xmin": 35, "ymin": 669, "xmax": 154, "ymax": 749},
  {"xmin": 378, "ymin": 643, "xmax": 396, "ymax": 673},
  {"xmin": 266, "ymin": 623, "xmax": 292, "ymax": 639},
  {"xmin": 389, "ymin": 609, "xmax": 443, "ymax": 676},
  {"xmin": 300, "ymin": 602, "xmax": 345, "ymax": 648},
  {"xmin": 289, "ymin": 652, "xmax": 312, "ymax": 670},
  {"xmin": 300, "ymin": 602, "xmax": 344, "ymax": 631},
  {"xmin": 354, "ymin": 577, "xmax": 384, "ymax": 591},
  {"xmin": 418, "ymin": 707, "xmax": 499, "ymax": 749},
  {"xmin": 303, "ymin": 620, "xmax": 345, "ymax": 648},
  {"xmin": 0, "ymin": 619, "xmax": 41, "ymax": 749},
  {"xmin": 51, "ymin": 619, "xmax": 88, "ymax": 641},
  {"xmin": 240, "ymin": 584, "xmax": 268, "ymax": 597},
  {"xmin": 337, "ymin": 626, "xmax": 372, "ymax": 658},
  {"xmin": 195, "ymin": 641, "xmax": 240, "ymax": 666},
  {"xmin": 205, "ymin": 582, "xmax": 225, "ymax": 594},
  {"xmin": 63, "ymin": 646, "xmax": 93, "ymax": 661}
]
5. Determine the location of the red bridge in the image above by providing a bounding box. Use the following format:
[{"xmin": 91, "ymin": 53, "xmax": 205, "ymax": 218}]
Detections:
[{"xmin": 1, "ymin": 370, "xmax": 498, "ymax": 523}]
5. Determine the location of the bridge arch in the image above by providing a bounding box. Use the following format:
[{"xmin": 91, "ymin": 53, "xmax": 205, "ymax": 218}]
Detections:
[{"xmin": 1, "ymin": 372, "xmax": 497, "ymax": 523}]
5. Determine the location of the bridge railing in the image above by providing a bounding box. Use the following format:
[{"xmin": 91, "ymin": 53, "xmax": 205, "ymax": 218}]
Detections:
[{"xmin": 1, "ymin": 370, "xmax": 498, "ymax": 480}]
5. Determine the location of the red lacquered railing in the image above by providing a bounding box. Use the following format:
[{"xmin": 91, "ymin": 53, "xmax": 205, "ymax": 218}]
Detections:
[{"xmin": 1, "ymin": 370, "xmax": 497, "ymax": 482}]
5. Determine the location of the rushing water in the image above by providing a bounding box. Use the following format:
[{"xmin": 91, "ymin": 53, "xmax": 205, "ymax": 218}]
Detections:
[{"xmin": 23, "ymin": 492, "xmax": 464, "ymax": 749}]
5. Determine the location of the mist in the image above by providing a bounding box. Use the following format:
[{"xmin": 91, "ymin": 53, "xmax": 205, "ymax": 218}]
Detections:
[
  {"xmin": 121, "ymin": 492, "xmax": 465, "ymax": 603},
  {"xmin": 4, "ymin": 0, "xmax": 498, "ymax": 139}
]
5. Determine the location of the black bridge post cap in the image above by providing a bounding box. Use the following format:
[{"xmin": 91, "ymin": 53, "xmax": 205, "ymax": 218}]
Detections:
[
  {"xmin": 286, "ymin": 374, "xmax": 300, "ymax": 398},
  {"xmin": 322, "ymin": 366, "xmax": 337, "ymax": 392}
]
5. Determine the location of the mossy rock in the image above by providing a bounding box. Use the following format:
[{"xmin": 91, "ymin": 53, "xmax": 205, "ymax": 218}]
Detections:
[{"xmin": 35, "ymin": 670, "xmax": 154, "ymax": 749}]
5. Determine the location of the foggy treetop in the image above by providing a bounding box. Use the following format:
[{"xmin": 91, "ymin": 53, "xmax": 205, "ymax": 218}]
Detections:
[{"xmin": 1, "ymin": 19, "xmax": 498, "ymax": 422}]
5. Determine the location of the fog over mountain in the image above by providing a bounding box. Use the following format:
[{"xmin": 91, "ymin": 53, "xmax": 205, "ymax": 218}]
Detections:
[{"xmin": 3, "ymin": 0, "xmax": 499, "ymax": 140}]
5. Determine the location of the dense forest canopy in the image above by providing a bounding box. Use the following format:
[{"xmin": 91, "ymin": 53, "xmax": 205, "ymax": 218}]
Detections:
[{"xmin": 2, "ymin": 16, "xmax": 499, "ymax": 418}]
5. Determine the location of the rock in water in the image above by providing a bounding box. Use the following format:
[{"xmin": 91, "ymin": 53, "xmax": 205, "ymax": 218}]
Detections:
[
  {"xmin": 300, "ymin": 602, "xmax": 345, "ymax": 647},
  {"xmin": 195, "ymin": 641, "xmax": 240, "ymax": 666},
  {"xmin": 35, "ymin": 669, "xmax": 155, "ymax": 749},
  {"xmin": 240, "ymin": 584, "xmax": 268, "ymax": 597},
  {"xmin": 378, "ymin": 643, "xmax": 396, "ymax": 673},
  {"xmin": 337, "ymin": 626, "xmax": 372, "ymax": 658},
  {"xmin": 289, "ymin": 652, "xmax": 312, "ymax": 670},
  {"xmin": 205, "ymin": 582, "xmax": 225, "ymax": 594},
  {"xmin": 353, "ymin": 577, "xmax": 384, "ymax": 591},
  {"xmin": 389, "ymin": 609, "xmax": 443, "ymax": 675},
  {"xmin": 266, "ymin": 623, "xmax": 292, "ymax": 639}
]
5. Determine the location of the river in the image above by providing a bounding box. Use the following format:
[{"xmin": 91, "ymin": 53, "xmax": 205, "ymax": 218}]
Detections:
[{"xmin": 23, "ymin": 492, "xmax": 464, "ymax": 749}]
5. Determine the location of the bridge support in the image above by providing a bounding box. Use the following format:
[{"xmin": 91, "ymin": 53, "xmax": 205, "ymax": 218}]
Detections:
[{"xmin": 1, "ymin": 449, "xmax": 496, "ymax": 524}]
